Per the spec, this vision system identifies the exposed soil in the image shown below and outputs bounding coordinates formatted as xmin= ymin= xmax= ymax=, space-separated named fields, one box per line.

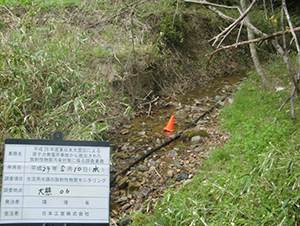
xmin=109 ymin=11 xmax=249 ymax=109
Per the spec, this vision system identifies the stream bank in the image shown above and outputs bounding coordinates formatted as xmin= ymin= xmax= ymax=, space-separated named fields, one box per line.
xmin=109 ymin=73 xmax=247 ymax=225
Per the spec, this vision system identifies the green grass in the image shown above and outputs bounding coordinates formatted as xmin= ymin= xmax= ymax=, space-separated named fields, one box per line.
xmin=131 ymin=60 xmax=300 ymax=225
xmin=0 ymin=0 xmax=130 ymax=145
xmin=0 ymin=7 xmax=108 ymax=142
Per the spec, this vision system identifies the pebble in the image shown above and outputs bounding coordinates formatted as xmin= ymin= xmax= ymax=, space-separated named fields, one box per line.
xmin=128 ymin=181 xmax=141 ymax=190
xmin=215 ymin=95 xmax=224 ymax=101
xmin=197 ymin=120 xmax=208 ymax=124
xmin=141 ymin=187 xmax=150 ymax=196
xmin=100 ymin=43 xmax=112 ymax=50
xmin=120 ymin=129 xmax=130 ymax=135
xmin=171 ymin=160 xmax=181 ymax=168
xmin=183 ymin=179 xmax=193 ymax=186
xmin=191 ymin=135 xmax=201 ymax=144
xmin=121 ymin=203 xmax=132 ymax=211
xmin=156 ymin=138 xmax=161 ymax=144
xmin=119 ymin=216 xmax=132 ymax=226
xmin=137 ymin=164 xmax=148 ymax=172
xmin=195 ymin=147 xmax=205 ymax=152
xmin=117 ymin=176 xmax=129 ymax=189
xmin=175 ymin=109 xmax=188 ymax=120
xmin=177 ymin=171 xmax=189 ymax=181
xmin=121 ymin=143 xmax=129 ymax=151
xmin=195 ymin=100 xmax=201 ymax=106
xmin=167 ymin=149 xmax=178 ymax=158
xmin=167 ymin=169 xmax=173 ymax=178
xmin=116 ymin=196 xmax=128 ymax=203
xmin=122 ymin=124 xmax=131 ymax=129
xmin=148 ymin=159 xmax=158 ymax=167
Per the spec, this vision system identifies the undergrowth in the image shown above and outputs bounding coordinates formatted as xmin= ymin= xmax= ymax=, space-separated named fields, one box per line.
xmin=131 ymin=58 xmax=300 ymax=225
xmin=0 ymin=0 xmax=181 ymax=145
xmin=0 ymin=0 xmax=117 ymax=145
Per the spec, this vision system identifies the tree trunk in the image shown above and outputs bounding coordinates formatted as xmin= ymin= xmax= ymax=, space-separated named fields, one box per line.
xmin=241 ymin=0 xmax=271 ymax=89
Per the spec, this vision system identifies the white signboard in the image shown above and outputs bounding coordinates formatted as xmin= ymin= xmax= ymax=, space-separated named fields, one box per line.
xmin=0 ymin=132 xmax=110 ymax=225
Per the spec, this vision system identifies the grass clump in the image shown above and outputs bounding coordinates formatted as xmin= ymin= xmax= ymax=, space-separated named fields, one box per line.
xmin=131 ymin=59 xmax=300 ymax=225
xmin=0 ymin=1 xmax=124 ymax=145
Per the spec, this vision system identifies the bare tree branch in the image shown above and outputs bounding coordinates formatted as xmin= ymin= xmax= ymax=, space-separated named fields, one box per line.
xmin=206 ymin=26 xmax=300 ymax=56
xmin=207 ymin=0 xmax=258 ymax=47
xmin=205 ymin=4 xmax=289 ymax=65
xmin=207 ymin=5 xmax=264 ymax=37
xmin=184 ymin=0 xmax=241 ymax=12
xmin=283 ymin=6 xmax=300 ymax=53
xmin=278 ymin=87 xmax=294 ymax=111
xmin=236 ymin=22 xmax=243 ymax=46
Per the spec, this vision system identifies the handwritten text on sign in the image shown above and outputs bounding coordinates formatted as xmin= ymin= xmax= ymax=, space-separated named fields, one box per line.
xmin=0 ymin=144 xmax=110 ymax=224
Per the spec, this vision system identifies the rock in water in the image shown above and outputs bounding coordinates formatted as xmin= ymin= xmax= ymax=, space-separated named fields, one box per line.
xmin=177 ymin=171 xmax=189 ymax=181
xmin=120 ymin=216 xmax=132 ymax=226
xmin=117 ymin=176 xmax=129 ymax=189
xmin=167 ymin=149 xmax=178 ymax=158
xmin=191 ymin=135 xmax=201 ymax=144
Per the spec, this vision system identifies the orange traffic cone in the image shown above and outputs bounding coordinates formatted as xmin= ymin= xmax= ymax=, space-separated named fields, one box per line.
xmin=163 ymin=115 xmax=175 ymax=132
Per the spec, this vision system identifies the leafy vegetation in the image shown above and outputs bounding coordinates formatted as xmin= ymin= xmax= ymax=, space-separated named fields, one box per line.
xmin=0 ymin=0 xmax=176 ymax=144
xmin=0 ymin=0 xmax=119 ymax=145
xmin=131 ymin=56 xmax=300 ymax=225
xmin=161 ymin=14 xmax=184 ymax=45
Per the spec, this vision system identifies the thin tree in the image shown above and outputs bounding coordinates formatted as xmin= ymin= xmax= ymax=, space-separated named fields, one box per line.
xmin=241 ymin=0 xmax=270 ymax=89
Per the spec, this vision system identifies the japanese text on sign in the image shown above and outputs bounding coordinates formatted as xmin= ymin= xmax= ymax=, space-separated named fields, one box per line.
xmin=0 ymin=142 xmax=110 ymax=224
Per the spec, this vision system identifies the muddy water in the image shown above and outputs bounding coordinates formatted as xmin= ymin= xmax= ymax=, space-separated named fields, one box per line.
xmin=109 ymin=73 xmax=246 ymax=222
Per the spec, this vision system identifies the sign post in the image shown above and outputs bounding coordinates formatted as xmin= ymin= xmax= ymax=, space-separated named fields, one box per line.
xmin=0 ymin=132 xmax=110 ymax=226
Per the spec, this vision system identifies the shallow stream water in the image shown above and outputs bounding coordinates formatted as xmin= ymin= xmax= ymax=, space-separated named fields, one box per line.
xmin=109 ymin=73 xmax=246 ymax=223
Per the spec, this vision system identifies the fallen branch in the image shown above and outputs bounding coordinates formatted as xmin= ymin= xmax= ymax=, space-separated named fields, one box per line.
xmin=206 ymin=26 xmax=300 ymax=56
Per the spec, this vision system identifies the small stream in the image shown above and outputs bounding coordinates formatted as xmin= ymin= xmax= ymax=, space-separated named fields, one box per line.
xmin=109 ymin=73 xmax=246 ymax=224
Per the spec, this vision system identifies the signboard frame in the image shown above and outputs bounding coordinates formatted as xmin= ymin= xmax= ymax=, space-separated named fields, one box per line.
xmin=0 ymin=132 xmax=110 ymax=226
